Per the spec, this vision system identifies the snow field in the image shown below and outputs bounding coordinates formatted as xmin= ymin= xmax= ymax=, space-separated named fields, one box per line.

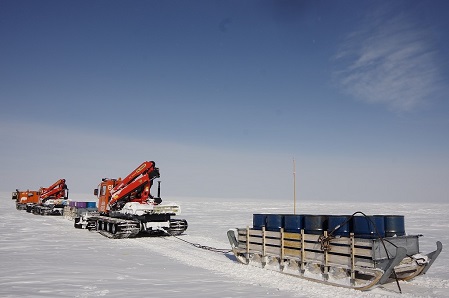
xmin=1 ymin=194 xmax=448 ymax=297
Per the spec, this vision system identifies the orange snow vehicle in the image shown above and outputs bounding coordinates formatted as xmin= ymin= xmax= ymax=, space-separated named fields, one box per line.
xmin=29 ymin=179 xmax=69 ymax=215
xmin=74 ymin=161 xmax=188 ymax=238
xmin=12 ymin=189 xmax=40 ymax=210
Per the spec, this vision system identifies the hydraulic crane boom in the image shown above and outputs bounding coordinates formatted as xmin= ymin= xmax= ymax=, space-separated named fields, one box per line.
xmin=39 ymin=179 xmax=68 ymax=202
xmin=31 ymin=179 xmax=68 ymax=215
xmin=109 ymin=161 xmax=160 ymax=209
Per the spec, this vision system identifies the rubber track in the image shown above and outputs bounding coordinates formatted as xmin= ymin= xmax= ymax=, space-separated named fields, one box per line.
xmin=168 ymin=219 xmax=188 ymax=236
xmin=95 ymin=217 xmax=140 ymax=239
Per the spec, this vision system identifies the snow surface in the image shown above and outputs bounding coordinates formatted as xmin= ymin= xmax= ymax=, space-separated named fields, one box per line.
xmin=1 ymin=193 xmax=448 ymax=297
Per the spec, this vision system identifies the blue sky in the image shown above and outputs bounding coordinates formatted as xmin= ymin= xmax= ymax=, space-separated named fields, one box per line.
xmin=1 ymin=0 xmax=448 ymax=203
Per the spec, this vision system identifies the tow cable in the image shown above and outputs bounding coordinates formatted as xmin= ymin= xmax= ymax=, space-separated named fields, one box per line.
xmin=161 ymin=229 xmax=231 ymax=254
xmin=172 ymin=234 xmax=232 ymax=254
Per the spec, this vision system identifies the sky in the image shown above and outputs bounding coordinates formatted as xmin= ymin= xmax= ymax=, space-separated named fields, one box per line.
xmin=1 ymin=0 xmax=448 ymax=203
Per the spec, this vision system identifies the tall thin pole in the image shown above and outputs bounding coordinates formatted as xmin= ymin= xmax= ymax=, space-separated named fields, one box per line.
xmin=293 ymin=157 xmax=296 ymax=214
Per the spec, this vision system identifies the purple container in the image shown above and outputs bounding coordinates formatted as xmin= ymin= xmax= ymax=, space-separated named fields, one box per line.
xmin=76 ymin=201 xmax=87 ymax=208
xmin=69 ymin=201 xmax=76 ymax=207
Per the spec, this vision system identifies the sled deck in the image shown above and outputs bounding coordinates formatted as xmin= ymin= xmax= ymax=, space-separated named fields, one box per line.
xmin=227 ymin=227 xmax=442 ymax=291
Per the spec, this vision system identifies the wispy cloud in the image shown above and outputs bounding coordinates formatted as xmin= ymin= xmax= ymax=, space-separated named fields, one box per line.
xmin=333 ymin=7 xmax=442 ymax=112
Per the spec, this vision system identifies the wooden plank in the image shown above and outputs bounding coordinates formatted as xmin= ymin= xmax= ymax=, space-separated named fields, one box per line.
xmin=239 ymin=228 xmax=373 ymax=247
xmin=264 ymin=238 xmax=281 ymax=246
xmin=242 ymin=236 xmax=285 ymax=248
xmin=284 ymin=239 xmax=301 ymax=248
xmin=303 ymin=234 xmax=320 ymax=242
xmin=246 ymin=235 xmax=263 ymax=243
xmin=327 ymin=245 xmax=373 ymax=258
xmin=302 ymin=250 xmax=371 ymax=267
xmin=304 ymin=250 xmax=324 ymax=263
xmin=240 ymin=240 xmax=373 ymax=259
xmin=353 ymin=239 xmax=373 ymax=248
xmin=328 ymin=245 xmax=351 ymax=255
xmin=233 ymin=247 xmax=375 ymax=269
xmin=247 ymin=243 xmax=262 ymax=252
xmin=262 ymin=227 xmax=266 ymax=258
xmin=323 ymin=231 xmax=329 ymax=276
xmin=301 ymin=229 xmax=305 ymax=271
xmin=353 ymin=247 xmax=373 ymax=258
xmin=329 ymin=237 xmax=351 ymax=245
xmin=238 ymin=234 xmax=251 ymax=242
xmin=329 ymin=254 xmax=351 ymax=267
xmin=238 ymin=233 xmax=259 ymax=242
xmin=237 ymin=229 xmax=375 ymax=259
xmin=327 ymin=254 xmax=375 ymax=268
xmin=265 ymin=230 xmax=280 ymax=238
xmin=266 ymin=245 xmax=281 ymax=255
xmin=284 ymin=232 xmax=301 ymax=240
xmin=246 ymin=227 xmax=250 ymax=257
xmin=316 ymin=236 xmax=372 ymax=247
xmin=351 ymin=233 xmax=355 ymax=280
xmin=284 ymin=248 xmax=301 ymax=258
xmin=246 ymin=246 xmax=375 ymax=268
xmin=280 ymin=228 xmax=284 ymax=260
xmin=238 ymin=229 xmax=262 ymax=237
xmin=249 ymin=247 xmax=262 ymax=254
xmin=303 ymin=242 xmax=322 ymax=251
xmin=249 ymin=229 xmax=263 ymax=236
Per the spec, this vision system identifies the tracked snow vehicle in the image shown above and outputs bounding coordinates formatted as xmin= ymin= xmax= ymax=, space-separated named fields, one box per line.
xmin=30 ymin=179 xmax=68 ymax=215
xmin=12 ymin=189 xmax=40 ymax=210
xmin=227 ymin=212 xmax=442 ymax=291
xmin=74 ymin=161 xmax=188 ymax=238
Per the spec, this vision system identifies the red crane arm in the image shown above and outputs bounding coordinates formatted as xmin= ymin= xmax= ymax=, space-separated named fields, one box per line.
xmin=111 ymin=161 xmax=156 ymax=193
xmin=40 ymin=179 xmax=67 ymax=201
xmin=108 ymin=161 xmax=160 ymax=208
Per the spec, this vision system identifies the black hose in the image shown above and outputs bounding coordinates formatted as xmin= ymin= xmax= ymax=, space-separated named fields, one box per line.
xmin=324 ymin=211 xmax=402 ymax=294
xmin=358 ymin=211 xmax=401 ymax=293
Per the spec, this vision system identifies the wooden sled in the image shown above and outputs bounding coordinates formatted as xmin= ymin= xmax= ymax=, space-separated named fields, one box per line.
xmin=227 ymin=227 xmax=442 ymax=291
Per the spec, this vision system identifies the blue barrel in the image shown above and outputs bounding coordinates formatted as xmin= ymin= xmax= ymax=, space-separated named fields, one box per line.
xmin=352 ymin=215 xmax=385 ymax=238
xmin=86 ymin=202 xmax=97 ymax=209
xmin=284 ymin=214 xmax=304 ymax=233
xmin=253 ymin=214 xmax=268 ymax=230
xmin=304 ymin=215 xmax=327 ymax=235
xmin=266 ymin=214 xmax=284 ymax=231
xmin=384 ymin=215 xmax=405 ymax=237
xmin=328 ymin=215 xmax=351 ymax=236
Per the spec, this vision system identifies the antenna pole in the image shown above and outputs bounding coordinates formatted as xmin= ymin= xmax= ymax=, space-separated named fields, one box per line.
xmin=293 ymin=157 xmax=296 ymax=214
